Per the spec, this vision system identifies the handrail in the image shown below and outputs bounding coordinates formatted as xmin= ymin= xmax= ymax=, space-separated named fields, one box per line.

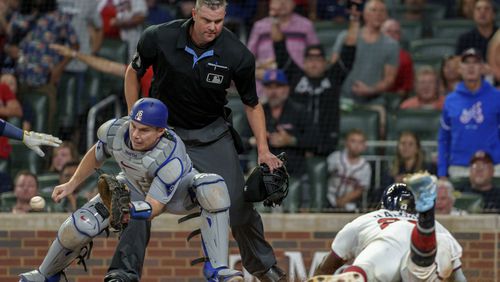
xmin=87 ymin=95 xmax=122 ymax=149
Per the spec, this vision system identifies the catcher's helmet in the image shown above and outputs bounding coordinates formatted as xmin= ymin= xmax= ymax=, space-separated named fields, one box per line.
xmin=380 ymin=183 xmax=416 ymax=213
xmin=130 ymin=98 xmax=168 ymax=128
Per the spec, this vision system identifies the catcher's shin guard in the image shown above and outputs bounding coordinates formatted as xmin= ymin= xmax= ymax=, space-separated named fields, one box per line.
xmin=184 ymin=173 xmax=243 ymax=281
xmin=20 ymin=196 xmax=109 ymax=280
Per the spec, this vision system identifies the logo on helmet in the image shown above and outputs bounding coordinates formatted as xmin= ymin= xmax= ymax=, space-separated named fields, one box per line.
xmin=135 ymin=110 xmax=143 ymax=121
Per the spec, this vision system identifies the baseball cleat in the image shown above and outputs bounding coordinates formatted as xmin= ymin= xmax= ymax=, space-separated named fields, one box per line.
xmin=306 ymin=272 xmax=366 ymax=282
xmin=404 ymin=172 xmax=437 ymax=212
xmin=203 ymin=262 xmax=243 ymax=282
xmin=19 ymin=270 xmax=61 ymax=282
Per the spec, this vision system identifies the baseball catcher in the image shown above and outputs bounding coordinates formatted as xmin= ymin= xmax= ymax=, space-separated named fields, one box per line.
xmin=244 ymin=152 xmax=289 ymax=207
xmin=20 ymin=98 xmax=243 ymax=282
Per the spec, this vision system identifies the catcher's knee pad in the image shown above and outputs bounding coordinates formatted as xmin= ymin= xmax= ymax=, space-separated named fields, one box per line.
xmin=193 ymin=173 xmax=230 ymax=212
xmin=59 ymin=196 xmax=110 ymax=248
xmin=36 ymin=196 xmax=109 ymax=278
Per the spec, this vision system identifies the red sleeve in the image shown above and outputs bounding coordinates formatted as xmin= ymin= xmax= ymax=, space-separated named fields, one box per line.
xmin=140 ymin=67 xmax=153 ymax=97
xmin=399 ymin=51 xmax=414 ymax=92
xmin=0 ymin=83 xmax=15 ymax=102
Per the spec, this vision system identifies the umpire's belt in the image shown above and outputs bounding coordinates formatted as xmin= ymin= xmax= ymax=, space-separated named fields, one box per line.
xmin=172 ymin=117 xmax=229 ymax=146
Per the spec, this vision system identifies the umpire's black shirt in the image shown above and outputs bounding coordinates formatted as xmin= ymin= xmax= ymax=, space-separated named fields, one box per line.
xmin=133 ymin=18 xmax=259 ymax=129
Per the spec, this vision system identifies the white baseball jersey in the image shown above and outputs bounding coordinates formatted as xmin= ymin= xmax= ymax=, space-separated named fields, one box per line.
xmin=95 ymin=117 xmax=194 ymax=206
xmin=326 ymin=150 xmax=371 ymax=209
xmin=332 ymin=209 xmax=462 ymax=282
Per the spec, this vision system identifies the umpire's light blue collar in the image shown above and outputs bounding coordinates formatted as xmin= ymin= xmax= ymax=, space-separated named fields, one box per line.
xmin=176 ymin=18 xmax=225 ymax=68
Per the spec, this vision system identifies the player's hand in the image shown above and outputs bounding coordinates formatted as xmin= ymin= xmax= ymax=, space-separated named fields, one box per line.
xmin=268 ymin=128 xmax=293 ymax=148
xmin=352 ymin=81 xmax=374 ymax=97
xmin=52 ymin=182 xmax=76 ymax=203
xmin=258 ymin=151 xmax=283 ymax=172
xmin=49 ymin=44 xmax=74 ymax=57
xmin=23 ymin=131 xmax=62 ymax=157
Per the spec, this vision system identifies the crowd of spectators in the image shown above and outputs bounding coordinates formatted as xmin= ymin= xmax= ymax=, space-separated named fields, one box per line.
xmin=0 ymin=0 xmax=500 ymax=214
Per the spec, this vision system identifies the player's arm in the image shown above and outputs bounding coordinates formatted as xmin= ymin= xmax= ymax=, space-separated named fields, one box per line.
xmin=0 ymin=118 xmax=62 ymax=157
xmin=449 ymin=267 xmax=467 ymax=282
xmin=335 ymin=186 xmax=363 ymax=208
xmin=315 ymin=221 xmax=359 ymax=275
xmin=0 ymin=98 xmax=22 ymax=117
xmin=49 ymin=44 xmax=126 ymax=77
xmin=126 ymin=26 xmax=158 ymax=111
xmin=52 ymin=143 xmax=105 ymax=202
xmin=125 ymin=64 xmax=141 ymax=112
xmin=314 ymin=250 xmax=346 ymax=275
xmin=245 ymin=104 xmax=282 ymax=170
xmin=129 ymin=194 xmax=165 ymax=221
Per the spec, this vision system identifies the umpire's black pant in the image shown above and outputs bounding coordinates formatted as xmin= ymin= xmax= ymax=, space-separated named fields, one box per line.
xmin=107 ymin=118 xmax=276 ymax=278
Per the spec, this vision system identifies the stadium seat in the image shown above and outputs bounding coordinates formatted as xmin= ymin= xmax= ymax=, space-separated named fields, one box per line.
xmin=314 ymin=22 xmax=348 ymax=58
xmin=0 ymin=191 xmax=16 ymax=212
xmin=400 ymin=20 xmax=423 ymax=45
xmin=409 ymin=38 xmax=456 ymax=61
xmin=282 ymin=177 xmax=301 ymax=213
xmin=86 ymin=39 xmax=127 ymax=102
xmin=0 ymin=158 xmax=9 ymax=173
xmin=37 ymin=173 xmax=59 ymax=190
xmin=383 ymin=92 xmax=403 ymax=113
xmin=389 ymin=4 xmax=446 ymax=21
xmin=339 ymin=108 xmax=380 ymax=154
xmin=386 ymin=109 xmax=441 ymax=141
xmin=412 ymin=55 xmax=442 ymax=70
xmin=9 ymin=140 xmax=44 ymax=178
xmin=431 ymin=19 xmax=474 ymax=39
xmin=454 ymin=192 xmax=483 ymax=213
xmin=306 ymin=157 xmax=328 ymax=212
xmin=98 ymin=39 xmax=128 ymax=65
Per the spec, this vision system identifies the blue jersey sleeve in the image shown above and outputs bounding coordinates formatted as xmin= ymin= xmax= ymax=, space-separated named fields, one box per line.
xmin=0 ymin=119 xmax=23 ymax=140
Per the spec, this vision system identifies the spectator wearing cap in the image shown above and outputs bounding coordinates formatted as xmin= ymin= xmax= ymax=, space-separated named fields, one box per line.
xmin=456 ymin=0 xmax=497 ymax=59
xmin=270 ymin=7 xmax=359 ymax=156
xmin=244 ymin=69 xmax=314 ymax=179
xmin=461 ymin=151 xmax=500 ymax=212
xmin=438 ymin=48 xmax=500 ymax=178
xmin=435 ymin=179 xmax=468 ymax=215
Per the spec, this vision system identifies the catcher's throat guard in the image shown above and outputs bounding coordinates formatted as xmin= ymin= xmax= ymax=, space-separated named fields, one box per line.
xmin=244 ymin=152 xmax=290 ymax=207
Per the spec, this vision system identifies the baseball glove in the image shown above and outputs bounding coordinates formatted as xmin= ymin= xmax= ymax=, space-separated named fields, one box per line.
xmin=97 ymin=174 xmax=131 ymax=232
xmin=244 ymin=152 xmax=290 ymax=207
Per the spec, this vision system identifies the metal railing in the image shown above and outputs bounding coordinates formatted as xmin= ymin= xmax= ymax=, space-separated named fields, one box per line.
xmin=87 ymin=95 xmax=122 ymax=149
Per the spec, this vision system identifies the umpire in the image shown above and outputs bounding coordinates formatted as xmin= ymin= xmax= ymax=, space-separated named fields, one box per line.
xmin=115 ymin=0 xmax=286 ymax=281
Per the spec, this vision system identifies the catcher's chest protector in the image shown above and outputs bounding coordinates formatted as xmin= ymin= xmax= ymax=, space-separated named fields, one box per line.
xmin=105 ymin=118 xmax=189 ymax=194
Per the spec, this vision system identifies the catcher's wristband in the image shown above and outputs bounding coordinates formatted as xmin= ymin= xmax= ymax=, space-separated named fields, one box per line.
xmin=130 ymin=201 xmax=152 ymax=220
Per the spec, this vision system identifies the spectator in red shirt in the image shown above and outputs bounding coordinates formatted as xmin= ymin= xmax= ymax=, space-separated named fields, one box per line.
xmin=0 ymin=78 xmax=22 ymax=159
xmin=382 ymin=18 xmax=414 ymax=97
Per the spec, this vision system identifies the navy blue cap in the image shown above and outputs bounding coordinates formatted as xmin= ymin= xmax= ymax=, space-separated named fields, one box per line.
xmin=262 ymin=69 xmax=288 ymax=86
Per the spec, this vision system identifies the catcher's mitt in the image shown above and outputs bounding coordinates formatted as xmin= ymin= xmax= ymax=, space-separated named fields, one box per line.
xmin=97 ymin=173 xmax=131 ymax=232
xmin=244 ymin=152 xmax=290 ymax=207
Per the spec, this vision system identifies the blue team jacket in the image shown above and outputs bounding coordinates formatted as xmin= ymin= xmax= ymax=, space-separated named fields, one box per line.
xmin=438 ymin=80 xmax=500 ymax=176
